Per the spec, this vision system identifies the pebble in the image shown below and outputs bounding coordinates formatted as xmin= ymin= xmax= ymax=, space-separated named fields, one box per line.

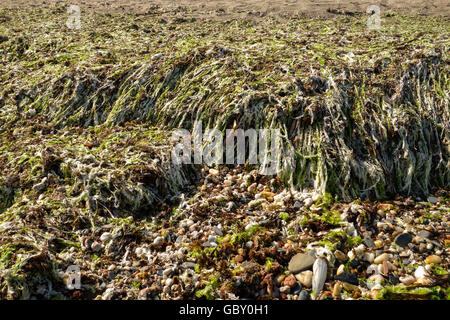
xmin=298 ymin=290 xmax=310 ymax=300
xmin=153 ymin=236 xmax=164 ymax=245
xmin=414 ymin=266 xmax=428 ymax=279
xmin=208 ymin=235 xmax=217 ymax=243
xmin=334 ymin=272 xmax=358 ymax=285
xmin=213 ymin=226 xmax=223 ymax=236
xmin=336 ymin=264 xmax=345 ymax=276
xmin=283 ymin=276 xmax=297 ymax=288
xmin=388 ymin=274 xmax=400 ymax=285
xmin=294 ymin=201 xmax=302 ymax=209
xmin=374 ymin=253 xmax=390 ymax=264
xmin=304 ymin=198 xmax=313 ymax=208
xmin=288 ymin=253 xmax=316 ymax=273
xmin=394 ymin=233 xmax=413 ymax=247
xmin=399 ymin=275 xmax=415 ymax=285
xmin=417 ymin=230 xmax=432 ymax=239
xmin=363 ymin=252 xmax=375 ymax=264
xmin=332 ymin=282 xmax=342 ymax=299
xmin=334 ymin=250 xmax=347 ymax=262
xmin=100 ymin=232 xmax=112 ymax=242
xmin=425 ymin=255 xmax=442 ymax=264
xmin=295 ymin=270 xmax=312 ymax=288
xmin=363 ymin=237 xmax=375 ymax=248
xmin=427 ymin=196 xmax=438 ymax=204
xmin=91 ymin=241 xmax=103 ymax=252
xmin=312 ymin=258 xmax=327 ymax=294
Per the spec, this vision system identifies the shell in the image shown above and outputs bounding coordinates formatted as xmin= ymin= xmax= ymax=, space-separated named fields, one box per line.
xmin=312 ymin=258 xmax=327 ymax=295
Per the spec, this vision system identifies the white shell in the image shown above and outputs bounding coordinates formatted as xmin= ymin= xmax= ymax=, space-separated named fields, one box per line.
xmin=312 ymin=258 xmax=327 ymax=294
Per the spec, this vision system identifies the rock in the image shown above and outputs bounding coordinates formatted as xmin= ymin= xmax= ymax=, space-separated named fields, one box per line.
xmin=363 ymin=252 xmax=375 ymax=264
xmin=283 ymin=275 xmax=297 ymax=288
xmin=399 ymin=275 xmax=415 ymax=285
xmin=369 ymin=274 xmax=384 ymax=286
xmin=374 ymin=253 xmax=390 ymax=264
xmin=288 ymin=253 xmax=316 ymax=273
xmin=342 ymin=282 xmax=360 ymax=292
xmin=334 ymin=272 xmax=358 ymax=285
xmin=153 ymin=236 xmax=164 ymax=245
xmin=208 ymin=235 xmax=217 ymax=243
xmin=394 ymin=233 xmax=413 ymax=247
xmin=295 ymin=270 xmax=313 ymax=288
xmin=294 ymin=201 xmax=302 ymax=209
xmin=374 ymin=240 xmax=383 ymax=248
xmin=298 ymin=290 xmax=310 ymax=300
xmin=312 ymin=258 xmax=327 ymax=294
xmin=427 ymin=196 xmax=438 ymax=204
xmin=363 ymin=237 xmax=375 ymax=248
xmin=304 ymin=198 xmax=313 ymax=208
xmin=366 ymin=264 xmax=379 ymax=276
xmin=414 ymin=266 xmax=428 ymax=279
xmin=213 ymin=226 xmax=223 ymax=236
xmin=225 ymin=202 xmax=235 ymax=211
xmin=292 ymin=282 xmax=303 ymax=295
xmin=336 ymin=264 xmax=345 ymax=276
xmin=417 ymin=230 xmax=432 ymax=239
xmin=100 ymin=232 xmax=112 ymax=242
xmin=91 ymin=241 xmax=103 ymax=252
xmin=388 ymin=274 xmax=400 ymax=285
xmin=182 ymin=262 xmax=196 ymax=269
xmin=334 ymin=250 xmax=347 ymax=262
xmin=332 ymin=282 xmax=342 ymax=299
xmin=425 ymin=255 xmax=442 ymax=264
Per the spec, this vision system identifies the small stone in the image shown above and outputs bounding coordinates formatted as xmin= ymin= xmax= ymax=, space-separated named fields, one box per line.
xmin=235 ymin=255 xmax=244 ymax=263
xmin=336 ymin=264 xmax=345 ymax=276
xmin=414 ymin=266 xmax=428 ymax=279
xmin=374 ymin=253 xmax=390 ymax=264
xmin=417 ymin=230 xmax=432 ymax=239
xmin=304 ymin=198 xmax=313 ymax=208
xmin=332 ymin=282 xmax=342 ymax=299
xmin=334 ymin=250 xmax=347 ymax=262
xmin=363 ymin=252 xmax=375 ymax=264
xmin=298 ymin=290 xmax=310 ymax=300
xmin=363 ymin=237 xmax=375 ymax=248
xmin=153 ymin=236 xmax=164 ymax=245
xmin=374 ymin=240 xmax=383 ymax=248
xmin=399 ymin=276 xmax=415 ymax=285
xmin=425 ymin=255 xmax=442 ymax=264
xmin=294 ymin=201 xmax=302 ymax=209
xmin=334 ymin=272 xmax=358 ymax=285
xmin=388 ymin=274 xmax=400 ymax=285
xmin=394 ymin=233 xmax=413 ymax=247
xmin=427 ymin=196 xmax=438 ymax=204
xmin=208 ymin=235 xmax=217 ymax=243
xmin=225 ymin=202 xmax=235 ymax=211
xmin=100 ymin=232 xmax=112 ymax=242
xmin=283 ymin=275 xmax=297 ymax=288
xmin=312 ymin=258 xmax=327 ymax=294
xmin=342 ymin=282 xmax=360 ymax=292
xmin=288 ymin=253 xmax=316 ymax=273
xmin=295 ymin=270 xmax=313 ymax=288
xmin=91 ymin=241 xmax=103 ymax=252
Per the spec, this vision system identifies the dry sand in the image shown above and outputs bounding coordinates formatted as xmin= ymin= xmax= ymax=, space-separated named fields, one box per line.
xmin=1 ymin=0 xmax=449 ymax=19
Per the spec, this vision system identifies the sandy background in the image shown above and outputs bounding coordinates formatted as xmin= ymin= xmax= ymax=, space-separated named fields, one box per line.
xmin=1 ymin=0 xmax=449 ymax=19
